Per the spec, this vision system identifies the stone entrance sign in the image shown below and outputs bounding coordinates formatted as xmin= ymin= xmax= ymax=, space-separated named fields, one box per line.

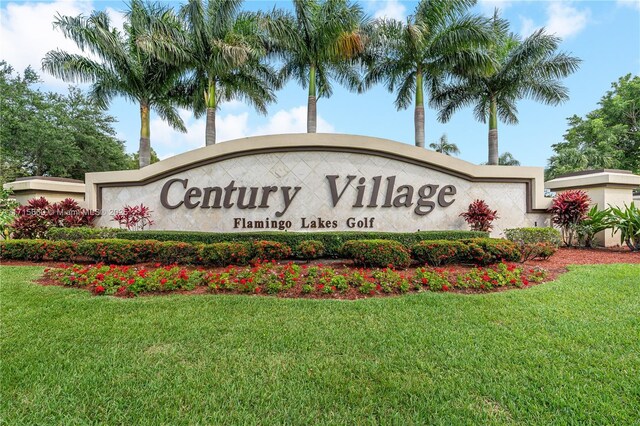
xmin=86 ymin=134 xmax=551 ymax=235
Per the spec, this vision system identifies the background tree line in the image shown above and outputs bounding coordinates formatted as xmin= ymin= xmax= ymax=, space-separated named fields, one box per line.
xmin=0 ymin=61 xmax=159 ymax=183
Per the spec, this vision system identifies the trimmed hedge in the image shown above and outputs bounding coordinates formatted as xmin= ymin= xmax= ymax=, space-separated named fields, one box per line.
xmin=48 ymin=227 xmax=121 ymax=241
xmin=198 ymin=242 xmax=252 ymax=266
xmin=341 ymin=240 xmax=411 ymax=268
xmin=114 ymin=230 xmax=488 ymax=257
xmin=504 ymin=227 xmax=562 ymax=247
xmin=412 ymin=238 xmax=521 ymax=266
xmin=0 ymin=239 xmax=288 ymax=266
xmin=411 ymin=240 xmax=467 ymax=266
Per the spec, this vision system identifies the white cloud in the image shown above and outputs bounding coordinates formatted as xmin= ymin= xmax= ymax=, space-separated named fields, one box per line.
xmin=145 ymin=106 xmax=334 ymax=159
xmin=617 ymin=0 xmax=640 ymax=11
xmin=519 ymin=16 xmax=539 ymax=37
xmin=0 ymin=0 xmax=96 ymax=89
xmin=252 ymin=106 xmax=335 ymax=136
xmin=372 ymin=0 xmax=407 ymax=21
xmin=545 ymin=2 xmax=590 ymax=39
xmin=516 ymin=1 xmax=590 ymax=39
xmin=478 ymin=0 xmax=512 ymax=15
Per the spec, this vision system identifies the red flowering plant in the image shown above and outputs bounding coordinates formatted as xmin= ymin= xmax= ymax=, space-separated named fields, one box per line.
xmin=11 ymin=197 xmax=96 ymax=239
xmin=112 ymin=204 xmax=154 ymax=231
xmin=413 ymin=268 xmax=453 ymax=291
xmin=460 ymin=200 xmax=499 ymax=232
xmin=43 ymin=260 xmax=548 ymax=298
xmin=371 ymin=268 xmax=410 ymax=293
xmin=549 ymin=190 xmax=591 ymax=246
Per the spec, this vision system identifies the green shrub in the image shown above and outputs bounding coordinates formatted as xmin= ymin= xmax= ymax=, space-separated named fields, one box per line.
xmin=460 ymin=238 xmax=521 ymax=265
xmin=341 ymin=240 xmax=411 ymax=269
xmin=607 ymin=202 xmax=640 ymax=251
xmin=155 ymin=241 xmax=199 ymax=265
xmin=411 ymin=240 xmax=467 ymax=266
xmin=296 ymin=240 xmax=325 ymax=261
xmin=0 ymin=240 xmax=47 ymax=261
xmin=48 ymin=227 xmax=121 ymax=241
xmin=504 ymin=227 xmax=562 ymax=261
xmin=504 ymin=227 xmax=562 ymax=247
xmin=78 ymin=239 xmax=158 ymax=264
xmin=198 ymin=242 xmax=252 ymax=266
xmin=115 ymin=230 xmax=487 ymax=257
xmin=251 ymin=240 xmax=292 ymax=262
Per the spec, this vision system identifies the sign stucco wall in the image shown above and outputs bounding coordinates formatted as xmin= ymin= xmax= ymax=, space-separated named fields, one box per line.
xmin=87 ymin=134 xmax=551 ymax=236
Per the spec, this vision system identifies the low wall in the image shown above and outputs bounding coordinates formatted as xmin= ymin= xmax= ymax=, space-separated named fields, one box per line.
xmin=3 ymin=177 xmax=85 ymax=205
xmin=545 ymin=169 xmax=640 ymax=246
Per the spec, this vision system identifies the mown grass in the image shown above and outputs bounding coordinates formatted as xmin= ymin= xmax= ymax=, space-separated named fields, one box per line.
xmin=1 ymin=264 xmax=639 ymax=425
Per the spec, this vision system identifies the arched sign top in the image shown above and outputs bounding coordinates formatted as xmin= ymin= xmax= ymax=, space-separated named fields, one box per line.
xmin=86 ymin=134 xmax=550 ymax=233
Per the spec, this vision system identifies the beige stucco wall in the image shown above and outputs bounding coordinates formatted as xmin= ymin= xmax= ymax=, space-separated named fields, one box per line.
xmin=546 ymin=170 xmax=640 ymax=246
xmin=3 ymin=179 xmax=86 ymax=205
xmin=87 ymin=134 xmax=551 ymax=236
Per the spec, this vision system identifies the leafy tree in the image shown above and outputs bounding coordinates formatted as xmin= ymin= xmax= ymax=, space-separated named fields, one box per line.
xmin=267 ymin=0 xmax=367 ymax=133
xmin=42 ymin=1 xmax=187 ymax=168
xmin=365 ymin=0 xmax=491 ymax=147
xmin=127 ymin=149 xmax=160 ymax=169
xmin=433 ymin=11 xmax=580 ymax=164
xmin=429 ymin=134 xmax=460 ymax=156
xmin=547 ymin=74 xmax=640 ymax=179
xmin=0 ymin=62 xmax=130 ymax=183
xmin=498 ymin=152 xmax=520 ymax=166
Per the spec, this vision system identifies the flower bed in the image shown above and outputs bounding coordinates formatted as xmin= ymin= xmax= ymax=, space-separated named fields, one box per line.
xmin=42 ymin=261 xmax=546 ymax=298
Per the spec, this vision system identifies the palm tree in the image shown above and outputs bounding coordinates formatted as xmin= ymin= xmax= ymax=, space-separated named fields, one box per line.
xmin=498 ymin=151 xmax=520 ymax=165
xmin=140 ymin=0 xmax=279 ymax=146
xmin=266 ymin=0 xmax=368 ymax=133
xmin=433 ymin=11 xmax=581 ymax=164
xmin=42 ymin=1 xmax=187 ymax=168
xmin=429 ymin=133 xmax=460 ymax=156
xmin=364 ymin=0 xmax=491 ymax=148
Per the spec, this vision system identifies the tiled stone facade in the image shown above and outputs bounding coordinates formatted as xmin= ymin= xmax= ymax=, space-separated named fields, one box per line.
xmin=94 ymin=142 xmax=550 ymax=237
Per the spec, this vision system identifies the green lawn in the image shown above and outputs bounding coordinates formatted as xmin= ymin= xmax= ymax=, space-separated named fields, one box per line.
xmin=1 ymin=265 xmax=639 ymax=425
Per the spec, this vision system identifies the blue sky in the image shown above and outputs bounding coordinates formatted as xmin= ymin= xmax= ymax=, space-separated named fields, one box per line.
xmin=1 ymin=0 xmax=639 ymax=168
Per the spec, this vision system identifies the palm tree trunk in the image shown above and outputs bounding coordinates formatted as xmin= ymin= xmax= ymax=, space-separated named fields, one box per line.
xmin=414 ymin=68 xmax=425 ymax=148
xmin=307 ymin=65 xmax=317 ymax=133
xmin=139 ymin=101 xmax=151 ymax=168
xmin=205 ymin=79 xmax=216 ymax=145
xmin=488 ymin=97 xmax=498 ymax=165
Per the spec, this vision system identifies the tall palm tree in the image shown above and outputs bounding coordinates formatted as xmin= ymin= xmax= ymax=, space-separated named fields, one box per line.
xmin=433 ymin=11 xmax=581 ymax=164
xmin=364 ymin=0 xmax=491 ymax=147
xmin=266 ymin=0 xmax=368 ymax=133
xmin=429 ymin=133 xmax=460 ymax=156
xmin=140 ymin=0 xmax=279 ymax=146
xmin=42 ymin=1 xmax=187 ymax=168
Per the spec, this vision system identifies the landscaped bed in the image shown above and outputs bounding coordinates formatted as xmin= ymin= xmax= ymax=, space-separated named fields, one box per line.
xmin=5 ymin=245 xmax=638 ymax=299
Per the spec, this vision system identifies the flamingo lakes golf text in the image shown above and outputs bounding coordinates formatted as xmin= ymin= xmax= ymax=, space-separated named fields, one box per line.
xmin=160 ymin=175 xmax=457 ymax=229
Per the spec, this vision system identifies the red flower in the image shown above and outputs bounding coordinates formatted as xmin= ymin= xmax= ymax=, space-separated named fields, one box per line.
xmin=95 ymin=285 xmax=105 ymax=295
xmin=421 ymin=277 xmax=428 ymax=284
xmin=96 ymin=273 xmax=105 ymax=281
xmin=160 ymin=278 xmax=168 ymax=285
xmin=522 ymin=278 xmax=529 ymax=286
xmin=442 ymin=285 xmax=449 ymax=292
xmin=127 ymin=278 xmax=135 ymax=285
